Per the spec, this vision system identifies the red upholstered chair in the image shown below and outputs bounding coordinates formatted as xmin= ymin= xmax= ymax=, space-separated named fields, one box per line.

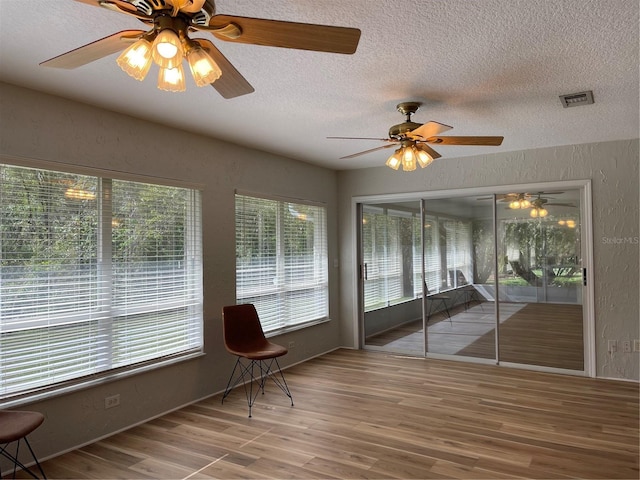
xmin=0 ymin=410 xmax=46 ymax=479
xmin=221 ymin=304 xmax=293 ymax=417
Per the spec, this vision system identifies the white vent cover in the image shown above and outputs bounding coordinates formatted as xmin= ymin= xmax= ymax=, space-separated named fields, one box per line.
xmin=559 ymin=91 xmax=594 ymax=108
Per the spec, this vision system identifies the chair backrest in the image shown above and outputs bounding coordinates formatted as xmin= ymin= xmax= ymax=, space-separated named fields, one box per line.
xmin=222 ymin=304 xmax=269 ymax=354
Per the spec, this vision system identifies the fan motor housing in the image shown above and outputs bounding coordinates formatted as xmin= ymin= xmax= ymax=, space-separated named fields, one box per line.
xmin=389 ymin=122 xmax=422 ymax=139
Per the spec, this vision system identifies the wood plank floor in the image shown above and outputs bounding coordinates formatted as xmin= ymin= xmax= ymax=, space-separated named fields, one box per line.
xmin=367 ymin=302 xmax=584 ymax=370
xmin=15 ymin=349 xmax=639 ymax=479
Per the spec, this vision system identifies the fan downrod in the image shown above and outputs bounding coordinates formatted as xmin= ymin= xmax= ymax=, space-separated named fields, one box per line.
xmin=389 ymin=102 xmax=422 ymax=139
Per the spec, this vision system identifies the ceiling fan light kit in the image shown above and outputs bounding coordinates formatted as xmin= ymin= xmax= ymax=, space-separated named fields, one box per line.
xmin=329 ymin=102 xmax=504 ymax=171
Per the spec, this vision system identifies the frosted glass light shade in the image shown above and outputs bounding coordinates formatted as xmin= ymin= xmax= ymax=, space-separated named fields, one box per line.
xmin=401 ymin=147 xmax=416 ymax=171
xmin=158 ymin=65 xmax=186 ymax=92
xmin=186 ymin=46 xmax=222 ymax=86
xmin=152 ymin=29 xmax=183 ymax=69
xmin=386 ymin=149 xmax=403 ymax=170
xmin=415 ymin=145 xmax=434 ymax=168
xmin=116 ymin=38 xmax=153 ymax=81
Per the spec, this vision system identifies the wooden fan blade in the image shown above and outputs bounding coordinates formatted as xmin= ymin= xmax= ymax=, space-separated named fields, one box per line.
xmin=340 ymin=143 xmax=397 ymax=160
xmin=73 ymin=0 xmax=151 ymax=20
xmin=165 ymin=0 xmax=205 ymax=13
xmin=409 ymin=121 xmax=453 ymax=140
xmin=416 ymin=143 xmax=442 ymax=160
xmin=73 ymin=0 xmax=137 ymax=11
xmin=205 ymin=15 xmax=361 ymax=54
xmin=40 ymin=30 xmax=145 ymax=69
xmin=194 ymin=39 xmax=255 ymax=98
xmin=426 ymin=136 xmax=504 ymax=146
xmin=328 ymin=136 xmax=392 ymax=141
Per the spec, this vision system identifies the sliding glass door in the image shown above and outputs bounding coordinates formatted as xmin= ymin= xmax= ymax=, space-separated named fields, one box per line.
xmin=423 ymin=196 xmax=495 ymax=360
xmin=362 ymin=202 xmax=424 ymax=355
xmin=358 ymin=184 xmax=588 ymax=374
xmin=495 ymin=190 xmax=584 ymax=369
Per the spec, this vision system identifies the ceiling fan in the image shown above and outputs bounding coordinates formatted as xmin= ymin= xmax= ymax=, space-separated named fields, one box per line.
xmin=480 ymin=192 xmax=575 ymax=217
xmin=40 ymin=0 xmax=361 ymax=98
xmin=328 ymin=102 xmax=504 ymax=171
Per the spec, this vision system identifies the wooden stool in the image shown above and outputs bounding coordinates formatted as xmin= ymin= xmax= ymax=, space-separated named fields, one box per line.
xmin=0 ymin=410 xmax=46 ymax=479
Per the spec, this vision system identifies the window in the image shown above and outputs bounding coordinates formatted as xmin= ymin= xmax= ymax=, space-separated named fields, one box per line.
xmin=363 ymin=206 xmax=421 ymax=311
xmin=235 ymin=194 xmax=328 ymax=333
xmin=424 ymin=214 xmax=473 ymax=292
xmin=362 ymin=204 xmax=474 ymax=312
xmin=0 ymin=164 xmax=203 ymax=401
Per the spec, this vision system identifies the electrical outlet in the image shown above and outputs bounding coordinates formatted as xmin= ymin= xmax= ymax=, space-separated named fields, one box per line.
xmin=622 ymin=341 xmax=631 ymax=353
xmin=105 ymin=394 xmax=120 ymax=409
xmin=608 ymin=340 xmax=617 ymax=354
xmin=288 ymin=341 xmax=296 ymax=349
xmin=634 ymin=340 xmax=640 ymax=352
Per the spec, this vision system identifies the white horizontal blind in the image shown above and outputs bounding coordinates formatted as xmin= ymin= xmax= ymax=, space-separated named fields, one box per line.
xmin=444 ymin=219 xmax=473 ymax=288
xmin=0 ymin=164 xmax=203 ymax=399
xmin=235 ymin=194 xmax=328 ymax=332
xmin=363 ymin=207 xmax=421 ymax=311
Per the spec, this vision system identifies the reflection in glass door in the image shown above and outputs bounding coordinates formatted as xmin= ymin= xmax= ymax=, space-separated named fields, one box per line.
xmin=495 ymin=190 xmax=584 ymax=370
xmin=362 ymin=202 xmax=424 ymax=355
xmin=424 ymin=196 xmax=495 ymax=360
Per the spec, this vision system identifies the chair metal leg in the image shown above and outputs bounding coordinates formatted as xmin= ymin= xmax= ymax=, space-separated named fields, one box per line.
xmin=0 ymin=437 xmax=47 ymax=479
xmin=222 ymin=356 xmax=293 ymax=417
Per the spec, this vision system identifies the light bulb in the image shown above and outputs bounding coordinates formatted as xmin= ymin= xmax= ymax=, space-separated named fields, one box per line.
xmin=521 ymin=199 xmax=530 ymax=208
xmin=539 ymin=208 xmax=548 ymax=217
xmin=116 ymin=38 xmax=153 ymax=81
xmin=157 ymin=65 xmax=186 ymax=92
xmin=530 ymin=208 xmax=539 ymax=218
xmin=186 ymin=44 xmax=222 ymax=86
xmin=152 ymin=29 xmax=183 ymax=69
xmin=510 ymin=201 xmax=521 ymax=209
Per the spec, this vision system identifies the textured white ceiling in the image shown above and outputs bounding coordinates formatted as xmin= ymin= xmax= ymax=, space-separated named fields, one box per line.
xmin=0 ymin=0 xmax=638 ymax=170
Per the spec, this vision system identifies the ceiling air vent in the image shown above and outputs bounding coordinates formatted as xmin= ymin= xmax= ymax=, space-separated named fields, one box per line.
xmin=559 ymin=90 xmax=594 ymax=108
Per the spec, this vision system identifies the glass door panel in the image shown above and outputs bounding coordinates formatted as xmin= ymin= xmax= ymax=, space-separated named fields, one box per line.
xmin=495 ymin=190 xmax=584 ymax=370
xmin=362 ymin=201 xmax=424 ymax=355
xmin=424 ymin=196 xmax=495 ymax=359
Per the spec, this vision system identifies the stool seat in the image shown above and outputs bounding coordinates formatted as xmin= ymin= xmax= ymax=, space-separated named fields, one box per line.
xmin=0 ymin=411 xmax=45 ymax=443
xmin=0 ymin=410 xmax=46 ymax=479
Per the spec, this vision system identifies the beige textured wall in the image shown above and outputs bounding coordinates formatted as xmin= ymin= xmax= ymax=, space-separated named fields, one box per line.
xmin=0 ymin=82 xmax=342 ymax=462
xmin=337 ymin=139 xmax=640 ymax=381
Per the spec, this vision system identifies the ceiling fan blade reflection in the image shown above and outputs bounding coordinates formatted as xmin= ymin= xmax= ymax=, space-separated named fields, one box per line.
xmin=409 ymin=121 xmax=453 ymax=140
xmin=40 ymin=30 xmax=146 ymax=69
xmin=194 ymin=39 xmax=255 ymax=98
xmin=426 ymin=135 xmax=504 ymax=146
xmin=206 ymin=15 xmax=361 ymax=54
xmin=340 ymin=143 xmax=397 ymax=159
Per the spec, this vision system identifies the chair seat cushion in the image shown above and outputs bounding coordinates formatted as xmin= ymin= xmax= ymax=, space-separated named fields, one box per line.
xmin=0 ymin=410 xmax=45 ymax=443
xmin=228 ymin=341 xmax=288 ymax=360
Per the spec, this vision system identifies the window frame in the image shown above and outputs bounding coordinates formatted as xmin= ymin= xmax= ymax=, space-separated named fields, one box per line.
xmin=0 ymin=159 xmax=204 ymax=406
xmin=235 ymin=191 xmax=329 ymax=335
